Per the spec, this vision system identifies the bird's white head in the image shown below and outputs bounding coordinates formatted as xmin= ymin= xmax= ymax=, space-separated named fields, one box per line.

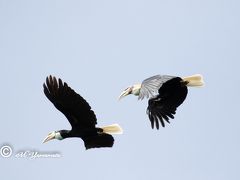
xmin=42 ymin=131 xmax=63 ymax=143
xmin=118 ymin=84 xmax=141 ymax=100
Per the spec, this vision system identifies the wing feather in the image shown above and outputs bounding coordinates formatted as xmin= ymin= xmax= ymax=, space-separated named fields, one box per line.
xmin=146 ymin=77 xmax=188 ymax=129
xmin=43 ymin=75 xmax=97 ymax=129
xmin=139 ymin=75 xmax=175 ymax=100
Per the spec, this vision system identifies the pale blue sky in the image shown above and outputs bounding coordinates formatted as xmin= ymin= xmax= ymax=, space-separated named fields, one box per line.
xmin=0 ymin=0 xmax=240 ymax=179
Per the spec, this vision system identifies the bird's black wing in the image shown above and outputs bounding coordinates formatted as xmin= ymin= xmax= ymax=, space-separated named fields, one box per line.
xmin=82 ymin=134 xmax=114 ymax=150
xmin=43 ymin=75 xmax=97 ymax=129
xmin=146 ymin=77 xmax=188 ymax=129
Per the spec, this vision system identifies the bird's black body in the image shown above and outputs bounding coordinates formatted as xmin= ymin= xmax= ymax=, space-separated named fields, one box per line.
xmin=147 ymin=77 xmax=188 ymax=129
xmin=43 ymin=76 xmax=114 ymax=149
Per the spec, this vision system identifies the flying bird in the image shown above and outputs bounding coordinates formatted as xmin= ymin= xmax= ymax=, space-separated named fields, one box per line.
xmin=43 ymin=75 xmax=122 ymax=150
xmin=119 ymin=74 xmax=204 ymax=129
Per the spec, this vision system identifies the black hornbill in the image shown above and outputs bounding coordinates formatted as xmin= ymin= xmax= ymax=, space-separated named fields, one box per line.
xmin=43 ymin=75 xmax=122 ymax=150
xmin=119 ymin=74 xmax=204 ymax=129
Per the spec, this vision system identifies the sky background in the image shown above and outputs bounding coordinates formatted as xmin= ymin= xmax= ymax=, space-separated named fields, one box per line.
xmin=0 ymin=0 xmax=240 ymax=179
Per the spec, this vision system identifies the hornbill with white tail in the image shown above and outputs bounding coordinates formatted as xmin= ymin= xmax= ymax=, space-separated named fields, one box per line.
xmin=119 ymin=74 xmax=204 ymax=129
xmin=43 ymin=75 xmax=122 ymax=150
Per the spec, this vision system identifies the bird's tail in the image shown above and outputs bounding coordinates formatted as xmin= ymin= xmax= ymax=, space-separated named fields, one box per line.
xmin=101 ymin=124 xmax=123 ymax=134
xmin=182 ymin=74 xmax=204 ymax=87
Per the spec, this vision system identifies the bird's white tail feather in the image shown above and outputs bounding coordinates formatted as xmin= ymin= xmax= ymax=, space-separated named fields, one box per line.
xmin=101 ymin=124 xmax=123 ymax=134
xmin=182 ymin=74 xmax=204 ymax=87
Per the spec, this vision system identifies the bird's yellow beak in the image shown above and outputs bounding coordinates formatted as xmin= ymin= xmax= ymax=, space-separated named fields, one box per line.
xmin=118 ymin=87 xmax=132 ymax=100
xmin=42 ymin=132 xmax=56 ymax=143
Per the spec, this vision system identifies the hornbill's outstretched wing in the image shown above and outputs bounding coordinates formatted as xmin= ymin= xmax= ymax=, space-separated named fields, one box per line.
xmin=43 ymin=75 xmax=97 ymax=130
xmin=138 ymin=75 xmax=175 ymax=100
xmin=146 ymin=77 xmax=188 ymax=129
